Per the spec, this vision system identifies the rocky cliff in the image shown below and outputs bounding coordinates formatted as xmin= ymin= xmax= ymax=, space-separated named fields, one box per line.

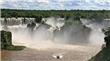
xmin=89 ymin=28 xmax=110 ymax=61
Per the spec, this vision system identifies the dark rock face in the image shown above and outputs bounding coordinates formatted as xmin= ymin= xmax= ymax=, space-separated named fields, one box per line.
xmin=89 ymin=28 xmax=110 ymax=61
xmin=104 ymin=29 xmax=110 ymax=48
xmin=104 ymin=36 xmax=110 ymax=48
xmin=1 ymin=30 xmax=25 ymax=50
xmin=27 ymin=22 xmax=36 ymax=31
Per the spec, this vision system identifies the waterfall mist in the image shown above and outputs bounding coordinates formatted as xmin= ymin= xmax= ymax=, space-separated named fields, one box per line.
xmin=81 ymin=18 xmax=110 ymax=45
xmin=1 ymin=17 xmax=110 ymax=49
xmin=54 ymin=18 xmax=91 ymax=44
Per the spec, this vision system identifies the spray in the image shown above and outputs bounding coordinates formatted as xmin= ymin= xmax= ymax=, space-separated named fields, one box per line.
xmin=1 ymin=17 xmax=110 ymax=49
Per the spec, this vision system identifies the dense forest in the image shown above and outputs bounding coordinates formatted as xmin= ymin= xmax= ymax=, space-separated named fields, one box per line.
xmin=1 ymin=9 xmax=110 ymax=19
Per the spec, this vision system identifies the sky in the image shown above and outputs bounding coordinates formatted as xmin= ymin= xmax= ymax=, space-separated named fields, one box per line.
xmin=0 ymin=0 xmax=110 ymax=10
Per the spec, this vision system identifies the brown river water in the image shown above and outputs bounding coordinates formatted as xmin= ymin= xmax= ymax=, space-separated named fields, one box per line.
xmin=1 ymin=44 xmax=101 ymax=61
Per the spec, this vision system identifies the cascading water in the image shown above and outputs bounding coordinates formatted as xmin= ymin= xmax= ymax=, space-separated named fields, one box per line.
xmin=54 ymin=18 xmax=91 ymax=44
xmin=2 ymin=17 xmax=110 ymax=61
xmin=1 ymin=17 xmax=110 ymax=49
xmin=80 ymin=18 xmax=110 ymax=45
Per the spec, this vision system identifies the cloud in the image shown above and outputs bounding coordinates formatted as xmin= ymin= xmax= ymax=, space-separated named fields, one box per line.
xmin=37 ymin=0 xmax=49 ymax=3
xmin=0 ymin=0 xmax=110 ymax=10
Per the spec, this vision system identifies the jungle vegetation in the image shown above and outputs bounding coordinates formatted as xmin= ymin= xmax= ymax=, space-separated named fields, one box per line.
xmin=1 ymin=9 xmax=110 ymax=20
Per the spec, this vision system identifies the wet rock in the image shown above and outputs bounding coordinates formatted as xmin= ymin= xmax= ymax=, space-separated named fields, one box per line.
xmin=104 ymin=28 xmax=110 ymax=48
xmin=27 ymin=22 xmax=36 ymax=31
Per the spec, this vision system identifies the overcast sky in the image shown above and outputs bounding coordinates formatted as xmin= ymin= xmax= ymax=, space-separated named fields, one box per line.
xmin=0 ymin=0 xmax=110 ymax=10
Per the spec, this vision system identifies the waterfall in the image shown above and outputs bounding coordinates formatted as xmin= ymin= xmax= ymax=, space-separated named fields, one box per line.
xmin=1 ymin=17 xmax=110 ymax=49
xmin=80 ymin=18 xmax=110 ymax=45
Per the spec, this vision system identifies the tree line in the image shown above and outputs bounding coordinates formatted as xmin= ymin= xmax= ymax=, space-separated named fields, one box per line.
xmin=1 ymin=9 xmax=110 ymax=20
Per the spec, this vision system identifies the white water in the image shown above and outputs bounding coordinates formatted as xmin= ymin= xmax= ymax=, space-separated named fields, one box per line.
xmin=1 ymin=17 xmax=109 ymax=49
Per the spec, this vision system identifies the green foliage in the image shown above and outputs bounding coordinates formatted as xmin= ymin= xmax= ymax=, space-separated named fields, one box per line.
xmin=4 ymin=45 xmax=26 ymax=51
xmin=35 ymin=16 xmax=42 ymax=23
xmin=1 ymin=30 xmax=25 ymax=51
xmin=89 ymin=48 xmax=110 ymax=61
xmin=1 ymin=30 xmax=12 ymax=49
xmin=1 ymin=9 xmax=110 ymax=19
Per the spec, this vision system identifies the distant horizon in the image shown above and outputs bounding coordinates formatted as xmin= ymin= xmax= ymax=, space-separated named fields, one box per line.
xmin=0 ymin=0 xmax=110 ymax=10
xmin=1 ymin=8 xmax=110 ymax=11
